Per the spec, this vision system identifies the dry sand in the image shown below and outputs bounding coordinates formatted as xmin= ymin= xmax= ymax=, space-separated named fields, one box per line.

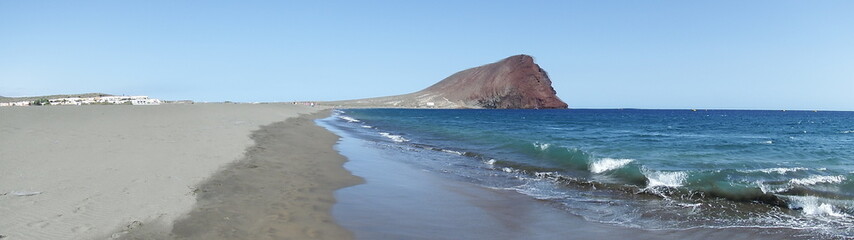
xmin=0 ymin=103 xmax=357 ymax=239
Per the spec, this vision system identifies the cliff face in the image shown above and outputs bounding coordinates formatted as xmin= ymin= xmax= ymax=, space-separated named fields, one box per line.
xmin=326 ymin=55 xmax=568 ymax=109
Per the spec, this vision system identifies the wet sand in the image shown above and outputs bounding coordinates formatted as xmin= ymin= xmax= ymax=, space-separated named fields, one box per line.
xmin=119 ymin=111 xmax=362 ymax=239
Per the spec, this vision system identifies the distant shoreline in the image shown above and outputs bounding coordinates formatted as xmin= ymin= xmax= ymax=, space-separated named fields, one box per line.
xmin=319 ymin=102 xmax=849 ymax=112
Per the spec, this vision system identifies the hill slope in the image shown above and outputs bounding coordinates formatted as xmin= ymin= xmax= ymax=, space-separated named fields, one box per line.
xmin=325 ymin=55 xmax=568 ymax=109
xmin=0 ymin=93 xmax=113 ymax=103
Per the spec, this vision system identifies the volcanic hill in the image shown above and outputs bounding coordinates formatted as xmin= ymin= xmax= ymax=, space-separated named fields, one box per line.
xmin=325 ymin=55 xmax=568 ymax=109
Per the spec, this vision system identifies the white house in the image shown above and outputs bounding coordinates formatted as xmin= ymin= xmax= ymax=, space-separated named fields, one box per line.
xmin=131 ymin=98 xmax=161 ymax=105
xmin=2 ymin=95 xmax=163 ymax=107
xmin=10 ymin=101 xmax=30 ymax=106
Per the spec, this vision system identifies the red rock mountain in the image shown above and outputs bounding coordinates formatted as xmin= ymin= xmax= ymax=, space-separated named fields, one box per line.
xmin=327 ymin=55 xmax=568 ymax=109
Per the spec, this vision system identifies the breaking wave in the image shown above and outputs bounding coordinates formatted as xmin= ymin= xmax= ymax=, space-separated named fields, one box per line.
xmin=788 ymin=196 xmax=848 ymax=217
xmin=589 ymin=158 xmax=634 ymax=174
xmin=789 ymin=175 xmax=846 ymax=186
xmin=743 ymin=167 xmax=809 ymax=174
xmin=338 ymin=116 xmax=361 ymax=123
xmin=644 ymin=170 xmax=688 ymax=188
xmin=379 ymin=132 xmax=409 ymax=143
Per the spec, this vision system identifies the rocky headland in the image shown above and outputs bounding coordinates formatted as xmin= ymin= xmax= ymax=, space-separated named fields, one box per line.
xmin=325 ymin=55 xmax=568 ymax=109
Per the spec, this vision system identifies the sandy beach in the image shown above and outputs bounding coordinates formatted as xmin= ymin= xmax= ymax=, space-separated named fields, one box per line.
xmin=0 ymin=103 xmax=360 ymax=239
xmin=0 ymin=104 xmax=820 ymax=240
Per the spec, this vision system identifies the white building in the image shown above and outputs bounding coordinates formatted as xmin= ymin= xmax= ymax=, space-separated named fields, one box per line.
xmin=131 ymin=98 xmax=161 ymax=105
xmin=1 ymin=95 xmax=162 ymax=107
xmin=10 ymin=101 xmax=31 ymax=106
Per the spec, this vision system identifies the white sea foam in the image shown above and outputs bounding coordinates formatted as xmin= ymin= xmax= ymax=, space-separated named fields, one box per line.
xmin=677 ymin=202 xmax=702 ymax=208
xmin=756 ymin=181 xmax=790 ymax=194
xmin=789 ymin=196 xmax=847 ymax=217
xmin=756 ymin=181 xmax=770 ymax=194
xmin=789 ymin=175 xmax=846 ymax=186
xmin=441 ymin=149 xmax=464 ymax=155
xmin=502 ymin=167 xmax=514 ymax=173
xmin=841 ymin=130 xmax=854 ymax=134
xmin=508 ymin=183 xmax=568 ymax=200
xmin=590 ymin=158 xmax=634 ymax=173
xmin=645 ymin=171 xmax=688 ymax=188
xmin=379 ymin=132 xmax=408 ymax=143
xmin=361 ymin=125 xmax=373 ymax=128
xmin=338 ymin=116 xmax=361 ymax=123
xmin=761 ymin=140 xmax=774 ymax=144
xmin=746 ymin=167 xmax=809 ymax=174
xmin=805 ymin=204 xmax=844 ymax=217
xmin=486 ymin=159 xmax=496 ymax=165
xmin=533 ymin=142 xmax=551 ymax=151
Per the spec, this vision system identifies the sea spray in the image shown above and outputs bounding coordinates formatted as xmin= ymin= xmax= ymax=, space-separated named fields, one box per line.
xmin=788 ymin=196 xmax=848 ymax=217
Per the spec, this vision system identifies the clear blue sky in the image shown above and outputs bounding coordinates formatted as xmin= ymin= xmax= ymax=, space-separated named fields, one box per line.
xmin=2 ymin=1 xmax=852 ymax=110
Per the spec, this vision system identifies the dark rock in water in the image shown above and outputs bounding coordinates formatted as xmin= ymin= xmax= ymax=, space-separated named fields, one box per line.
xmin=326 ymin=55 xmax=568 ymax=109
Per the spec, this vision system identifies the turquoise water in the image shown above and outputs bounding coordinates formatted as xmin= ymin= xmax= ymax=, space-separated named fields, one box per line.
xmin=328 ymin=109 xmax=854 ymax=238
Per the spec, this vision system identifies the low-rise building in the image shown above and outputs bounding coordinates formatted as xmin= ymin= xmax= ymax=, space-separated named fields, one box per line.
xmin=9 ymin=101 xmax=31 ymax=106
xmin=131 ymin=98 xmax=161 ymax=105
xmin=1 ymin=95 xmax=162 ymax=107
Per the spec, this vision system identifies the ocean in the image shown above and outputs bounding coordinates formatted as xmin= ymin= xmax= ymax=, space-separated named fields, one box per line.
xmin=324 ymin=109 xmax=854 ymax=238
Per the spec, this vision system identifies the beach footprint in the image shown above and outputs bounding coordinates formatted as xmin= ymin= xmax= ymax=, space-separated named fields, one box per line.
xmin=26 ymin=220 xmax=50 ymax=228
xmin=71 ymin=225 xmax=91 ymax=233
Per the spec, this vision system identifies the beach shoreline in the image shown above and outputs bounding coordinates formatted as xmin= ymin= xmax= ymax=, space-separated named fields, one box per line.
xmin=322 ymin=109 xmax=820 ymax=240
xmin=0 ymin=104 xmax=832 ymax=239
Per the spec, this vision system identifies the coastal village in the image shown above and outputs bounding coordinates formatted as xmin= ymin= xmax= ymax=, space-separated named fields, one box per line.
xmin=0 ymin=95 xmax=162 ymax=107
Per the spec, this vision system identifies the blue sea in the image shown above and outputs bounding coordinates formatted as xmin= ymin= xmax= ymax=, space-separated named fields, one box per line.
xmin=326 ymin=109 xmax=854 ymax=238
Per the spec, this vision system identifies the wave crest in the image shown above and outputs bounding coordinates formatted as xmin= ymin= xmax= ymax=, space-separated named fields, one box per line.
xmin=645 ymin=171 xmax=688 ymax=188
xmin=533 ymin=142 xmax=551 ymax=151
xmin=788 ymin=196 xmax=848 ymax=217
xmin=338 ymin=116 xmax=361 ymax=123
xmin=745 ymin=167 xmax=809 ymax=174
xmin=379 ymin=132 xmax=409 ymax=143
xmin=789 ymin=175 xmax=846 ymax=186
xmin=590 ymin=158 xmax=634 ymax=173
